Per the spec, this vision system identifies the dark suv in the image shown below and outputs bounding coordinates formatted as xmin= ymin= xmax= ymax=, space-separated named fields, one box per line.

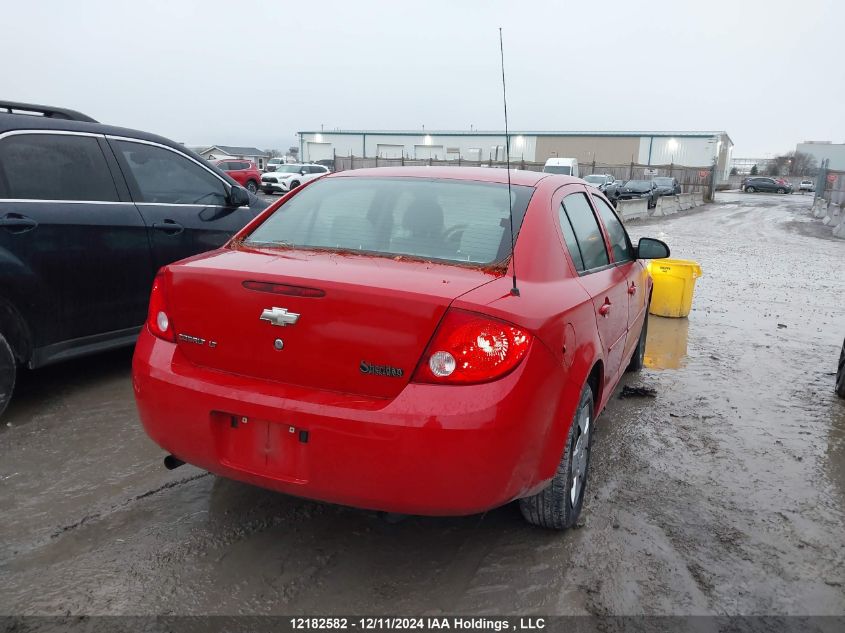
xmin=741 ymin=176 xmax=792 ymax=194
xmin=0 ymin=101 xmax=266 ymax=415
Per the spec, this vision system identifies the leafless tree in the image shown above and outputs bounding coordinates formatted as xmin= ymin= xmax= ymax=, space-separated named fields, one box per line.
xmin=770 ymin=151 xmax=818 ymax=176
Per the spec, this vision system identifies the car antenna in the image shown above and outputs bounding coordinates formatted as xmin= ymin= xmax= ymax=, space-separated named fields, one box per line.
xmin=499 ymin=28 xmax=519 ymax=297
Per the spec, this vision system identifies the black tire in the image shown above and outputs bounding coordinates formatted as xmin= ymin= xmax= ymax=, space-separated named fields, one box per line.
xmin=626 ymin=311 xmax=648 ymax=372
xmin=746 ymin=186 xmax=755 ymax=193
xmin=519 ymin=384 xmax=594 ymax=530
xmin=777 ymin=188 xmax=785 ymax=194
xmin=246 ymin=180 xmax=258 ymax=194
xmin=836 ymin=338 xmax=845 ymax=399
xmin=261 ymin=189 xmax=274 ymax=195
xmin=0 ymin=334 xmax=16 ymax=418
xmin=289 ymin=180 xmax=300 ymax=189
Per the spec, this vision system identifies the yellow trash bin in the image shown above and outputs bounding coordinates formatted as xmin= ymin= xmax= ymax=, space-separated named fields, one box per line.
xmin=646 ymin=259 xmax=703 ymax=318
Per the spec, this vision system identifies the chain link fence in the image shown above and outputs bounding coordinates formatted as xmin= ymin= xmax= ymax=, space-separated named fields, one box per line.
xmin=331 ymin=156 xmax=716 ymax=200
xmin=821 ymin=170 xmax=845 ymax=206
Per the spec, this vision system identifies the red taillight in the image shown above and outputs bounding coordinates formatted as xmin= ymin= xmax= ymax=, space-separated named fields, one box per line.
xmin=147 ymin=272 xmax=175 ymax=342
xmin=412 ymin=309 xmax=532 ymax=385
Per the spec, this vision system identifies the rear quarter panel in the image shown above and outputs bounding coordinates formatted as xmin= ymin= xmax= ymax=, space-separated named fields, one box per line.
xmin=454 ymin=178 xmax=608 ymax=485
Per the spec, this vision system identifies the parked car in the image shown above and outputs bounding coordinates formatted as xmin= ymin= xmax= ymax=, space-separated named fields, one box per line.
xmin=741 ymin=177 xmax=793 ymax=194
xmin=837 ymin=337 xmax=845 ymax=398
xmin=0 ymin=101 xmax=265 ymax=416
xmin=543 ymin=157 xmax=579 ymax=177
xmin=212 ymin=159 xmax=261 ymax=194
xmin=264 ymin=157 xmax=286 ymax=172
xmin=615 ymin=180 xmax=659 ymax=208
xmin=583 ymin=174 xmax=615 ymax=192
xmin=652 ymin=176 xmax=681 ymax=196
xmin=799 ymin=180 xmax=815 ymax=193
xmin=603 ymin=180 xmax=625 ymax=206
xmin=133 ymin=166 xmax=670 ymax=530
xmin=260 ymin=163 xmax=330 ymax=194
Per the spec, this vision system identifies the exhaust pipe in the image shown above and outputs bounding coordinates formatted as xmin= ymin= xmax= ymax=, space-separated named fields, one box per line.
xmin=164 ymin=454 xmax=185 ymax=470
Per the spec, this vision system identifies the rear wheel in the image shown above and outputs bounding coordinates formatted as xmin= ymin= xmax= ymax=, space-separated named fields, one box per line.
xmin=519 ymin=384 xmax=594 ymax=530
xmin=245 ymin=180 xmax=258 ymax=194
xmin=626 ymin=311 xmax=649 ymax=372
xmin=836 ymin=338 xmax=845 ymax=399
xmin=0 ymin=333 xmax=16 ymax=418
xmin=746 ymin=186 xmax=755 ymax=193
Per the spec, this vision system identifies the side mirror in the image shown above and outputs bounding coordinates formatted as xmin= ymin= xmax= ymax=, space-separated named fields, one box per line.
xmin=637 ymin=237 xmax=670 ymax=260
xmin=300 ymin=169 xmax=308 ymax=175
xmin=228 ymin=185 xmax=250 ymax=207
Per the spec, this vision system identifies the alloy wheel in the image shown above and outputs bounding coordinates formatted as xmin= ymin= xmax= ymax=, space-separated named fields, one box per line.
xmin=570 ymin=403 xmax=591 ymax=506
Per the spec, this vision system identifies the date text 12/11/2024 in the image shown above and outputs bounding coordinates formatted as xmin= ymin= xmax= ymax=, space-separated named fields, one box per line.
xmin=289 ymin=617 xmax=547 ymax=631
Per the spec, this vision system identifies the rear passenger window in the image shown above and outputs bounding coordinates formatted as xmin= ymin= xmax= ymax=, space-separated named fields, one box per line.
xmin=557 ymin=203 xmax=585 ymax=272
xmin=591 ymin=195 xmax=633 ymax=262
xmin=0 ymin=133 xmax=118 ymax=201
xmin=558 ymin=192 xmax=609 ymax=272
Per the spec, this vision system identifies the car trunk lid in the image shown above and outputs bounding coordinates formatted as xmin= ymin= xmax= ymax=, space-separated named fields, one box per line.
xmin=167 ymin=247 xmax=499 ymax=398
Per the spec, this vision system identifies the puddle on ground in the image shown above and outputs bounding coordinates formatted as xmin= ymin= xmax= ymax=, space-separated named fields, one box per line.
xmin=644 ymin=315 xmax=690 ymax=370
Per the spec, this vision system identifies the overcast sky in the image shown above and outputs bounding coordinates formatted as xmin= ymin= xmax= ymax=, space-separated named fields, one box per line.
xmin=2 ymin=0 xmax=843 ymax=157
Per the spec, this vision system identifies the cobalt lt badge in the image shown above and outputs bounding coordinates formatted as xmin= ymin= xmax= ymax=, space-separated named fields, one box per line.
xmin=259 ymin=307 xmax=300 ymax=327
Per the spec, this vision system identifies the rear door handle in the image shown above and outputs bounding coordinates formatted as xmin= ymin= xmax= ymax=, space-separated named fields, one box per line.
xmin=628 ymin=282 xmax=637 ymax=295
xmin=0 ymin=213 xmax=38 ymax=233
xmin=598 ymin=301 xmax=611 ymax=317
xmin=152 ymin=220 xmax=184 ymax=235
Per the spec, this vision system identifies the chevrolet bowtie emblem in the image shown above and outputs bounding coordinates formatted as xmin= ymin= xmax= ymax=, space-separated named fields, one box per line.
xmin=259 ymin=307 xmax=300 ymax=327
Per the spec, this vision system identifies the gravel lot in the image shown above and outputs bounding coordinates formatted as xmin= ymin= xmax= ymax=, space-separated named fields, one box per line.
xmin=1 ymin=191 xmax=843 ymax=617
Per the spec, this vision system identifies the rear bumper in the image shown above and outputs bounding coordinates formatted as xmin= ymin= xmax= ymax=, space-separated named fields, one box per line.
xmin=132 ymin=329 xmax=566 ymax=515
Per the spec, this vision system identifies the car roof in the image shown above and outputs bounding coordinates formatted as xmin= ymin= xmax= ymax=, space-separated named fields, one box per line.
xmin=329 ymin=166 xmax=557 ymax=186
xmin=0 ymin=111 xmax=190 ymax=155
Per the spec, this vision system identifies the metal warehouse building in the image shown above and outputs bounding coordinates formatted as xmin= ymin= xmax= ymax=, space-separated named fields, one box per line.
xmin=796 ymin=141 xmax=845 ymax=171
xmin=298 ymin=129 xmax=734 ymax=180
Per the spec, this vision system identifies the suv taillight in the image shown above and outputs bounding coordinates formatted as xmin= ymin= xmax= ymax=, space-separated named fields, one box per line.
xmin=147 ymin=272 xmax=175 ymax=342
xmin=412 ymin=309 xmax=532 ymax=385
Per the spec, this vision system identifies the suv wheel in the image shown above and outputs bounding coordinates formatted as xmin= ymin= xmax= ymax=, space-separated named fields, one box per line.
xmin=746 ymin=186 xmax=755 ymax=193
xmin=245 ymin=180 xmax=258 ymax=194
xmin=777 ymin=188 xmax=785 ymax=194
xmin=0 ymin=333 xmax=16 ymax=418
xmin=519 ymin=383 xmax=594 ymax=530
xmin=289 ymin=180 xmax=301 ymax=189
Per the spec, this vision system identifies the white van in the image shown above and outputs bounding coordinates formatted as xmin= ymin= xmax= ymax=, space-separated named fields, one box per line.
xmin=543 ymin=157 xmax=579 ymax=178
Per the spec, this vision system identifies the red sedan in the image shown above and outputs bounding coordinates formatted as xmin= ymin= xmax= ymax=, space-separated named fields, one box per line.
xmin=211 ymin=159 xmax=262 ymax=194
xmin=132 ymin=167 xmax=669 ymax=529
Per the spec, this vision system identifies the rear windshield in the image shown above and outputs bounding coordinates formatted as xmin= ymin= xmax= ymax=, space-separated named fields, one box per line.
xmin=625 ymin=180 xmax=651 ymax=188
xmin=244 ymin=177 xmax=534 ymax=265
xmin=544 ymin=165 xmax=572 ymax=175
xmin=584 ymin=175 xmax=606 ymax=184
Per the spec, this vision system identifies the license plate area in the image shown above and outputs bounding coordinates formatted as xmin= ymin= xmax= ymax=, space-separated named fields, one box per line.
xmin=211 ymin=412 xmax=308 ymax=483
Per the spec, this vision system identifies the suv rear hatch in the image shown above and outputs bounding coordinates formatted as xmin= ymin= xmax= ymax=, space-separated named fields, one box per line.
xmin=167 ymin=248 xmax=499 ymax=399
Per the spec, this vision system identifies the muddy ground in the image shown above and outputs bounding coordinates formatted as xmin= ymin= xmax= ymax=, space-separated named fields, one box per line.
xmin=1 ymin=191 xmax=843 ymax=616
